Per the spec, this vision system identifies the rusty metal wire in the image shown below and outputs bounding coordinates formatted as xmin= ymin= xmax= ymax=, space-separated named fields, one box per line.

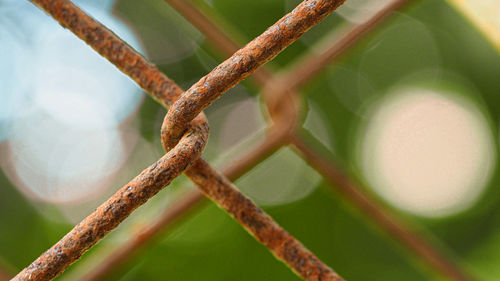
xmin=76 ymin=189 xmax=205 ymax=281
xmin=78 ymin=131 xmax=287 ymax=281
xmin=164 ymin=0 xmax=273 ymax=86
xmin=178 ymin=2 xmax=476 ymax=281
xmin=9 ymin=0 xmax=476 ymax=280
xmin=161 ymin=0 xmax=346 ymax=151
xmin=72 ymin=0 xmax=476 ymax=281
xmin=280 ymin=0 xmax=413 ymax=89
xmin=186 ymin=159 xmax=344 ymax=281
xmin=13 ymin=112 xmax=209 ymax=281
xmin=163 ymin=0 xmax=300 ymax=134
xmin=14 ymin=0 xmax=348 ymax=280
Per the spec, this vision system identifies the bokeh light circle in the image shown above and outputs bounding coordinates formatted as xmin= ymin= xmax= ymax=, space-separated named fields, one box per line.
xmin=0 ymin=2 xmax=145 ymax=204
xmin=32 ymin=6 xmax=143 ymax=130
xmin=5 ymin=109 xmax=130 ymax=203
xmin=237 ymin=147 xmax=321 ymax=206
xmin=357 ymin=87 xmax=496 ymax=217
xmin=0 ymin=23 xmax=34 ymax=140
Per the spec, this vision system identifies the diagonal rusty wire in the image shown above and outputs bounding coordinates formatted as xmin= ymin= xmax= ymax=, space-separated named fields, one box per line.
xmin=71 ymin=0 xmax=477 ymax=280
xmin=253 ymin=2 xmax=476 ymax=280
xmin=13 ymin=0 xmax=348 ymax=280
xmin=205 ymin=1 xmax=474 ymax=280
xmin=280 ymin=0 xmax=412 ymax=89
xmin=74 ymin=118 xmax=291 ymax=281
xmin=158 ymin=0 xmax=344 ymax=151
xmin=76 ymin=130 xmax=287 ymax=281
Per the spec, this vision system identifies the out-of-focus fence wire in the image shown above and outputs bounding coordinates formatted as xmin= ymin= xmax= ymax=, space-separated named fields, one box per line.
xmin=9 ymin=0 xmax=478 ymax=280
xmin=13 ymin=0 xmax=347 ymax=280
xmin=76 ymin=0 xmax=476 ymax=280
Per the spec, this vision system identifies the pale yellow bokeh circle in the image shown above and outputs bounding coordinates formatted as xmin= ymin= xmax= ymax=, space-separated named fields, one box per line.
xmin=358 ymin=87 xmax=496 ymax=217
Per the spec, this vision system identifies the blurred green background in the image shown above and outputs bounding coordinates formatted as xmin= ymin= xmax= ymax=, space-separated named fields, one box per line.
xmin=1 ymin=0 xmax=500 ymax=280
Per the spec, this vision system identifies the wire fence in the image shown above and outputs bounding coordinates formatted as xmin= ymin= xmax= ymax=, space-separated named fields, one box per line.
xmin=11 ymin=0 xmax=475 ymax=280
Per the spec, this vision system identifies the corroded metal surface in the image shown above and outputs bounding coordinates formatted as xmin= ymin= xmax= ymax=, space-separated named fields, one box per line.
xmin=186 ymin=159 xmax=343 ymax=281
xmin=14 ymin=0 xmax=347 ymax=280
xmin=161 ymin=0 xmax=346 ymax=151
xmin=78 ymin=129 xmax=292 ymax=281
xmin=161 ymin=1 xmax=476 ymax=281
xmin=12 ymin=115 xmax=209 ymax=281
xmin=164 ymin=0 xmax=273 ymax=86
xmin=77 ymin=189 xmax=205 ymax=281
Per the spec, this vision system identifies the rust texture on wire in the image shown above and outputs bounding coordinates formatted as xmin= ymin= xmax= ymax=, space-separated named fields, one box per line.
xmin=161 ymin=0 xmax=346 ymax=151
xmin=77 ymin=189 xmax=205 ymax=281
xmin=78 ymin=130 xmax=287 ymax=281
xmin=70 ymin=0 xmax=473 ymax=280
xmin=185 ymin=159 xmax=343 ymax=281
xmin=163 ymin=0 xmax=273 ymax=86
xmin=12 ymin=114 xmax=209 ymax=281
xmin=161 ymin=2 xmax=346 ymax=278
xmin=164 ymin=0 xmax=300 ymax=134
xmin=15 ymin=0 xmax=348 ymax=280
xmin=162 ymin=1 xmax=474 ymax=281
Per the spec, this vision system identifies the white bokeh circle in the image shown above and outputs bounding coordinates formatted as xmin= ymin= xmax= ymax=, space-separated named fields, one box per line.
xmin=237 ymin=147 xmax=321 ymax=207
xmin=358 ymin=87 xmax=496 ymax=217
xmin=6 ymin=110 xmax=130 ymax=203
xmin=0 ymin=3 xmax=144 ymax=204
